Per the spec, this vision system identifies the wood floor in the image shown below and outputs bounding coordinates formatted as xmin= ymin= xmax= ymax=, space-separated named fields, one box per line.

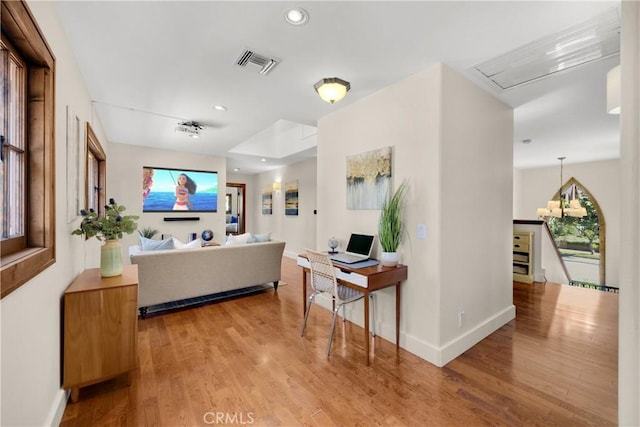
xmin=60 ymin=257 xmax=618 ymax=426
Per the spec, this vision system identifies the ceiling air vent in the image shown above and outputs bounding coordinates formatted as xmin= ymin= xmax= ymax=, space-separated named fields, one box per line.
xmin=235 ymin=49 xmax=279 ymax=75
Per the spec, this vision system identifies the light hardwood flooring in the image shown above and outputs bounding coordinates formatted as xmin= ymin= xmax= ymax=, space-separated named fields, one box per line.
xmin=61 ymin=257 xmax=618 ymax=426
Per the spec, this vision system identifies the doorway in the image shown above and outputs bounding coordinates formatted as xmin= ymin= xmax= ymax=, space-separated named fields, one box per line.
xmin=226 ymin=183 xmax=246 ymax=235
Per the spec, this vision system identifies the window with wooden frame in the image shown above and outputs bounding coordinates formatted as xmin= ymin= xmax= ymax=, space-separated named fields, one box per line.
xmin=1 ymin=1 xmax=56 ymax=298
xmin=85 ymin=123 xmax=106 ymax=215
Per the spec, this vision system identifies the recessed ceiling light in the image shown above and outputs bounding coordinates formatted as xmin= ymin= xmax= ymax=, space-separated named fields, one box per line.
xmin=213 ymin=105 xmax=227 ymax=112
xmin=233 ymin=168 xmax=240 ymax=172
xmin=260 ymin=158 xmax=267 ymax=162
xmin=284 ymin=8 xmax=309 ymax=26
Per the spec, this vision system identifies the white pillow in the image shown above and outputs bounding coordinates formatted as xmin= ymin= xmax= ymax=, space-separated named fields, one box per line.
xmin=225 ymin=232 xmax=252 ymax=246
xmin=248 ymin=232 xmax=271 ymax=243
xmin=172 ymin=237 xmax=202 ymax=249
xmin=140 ymin=236 xmax=174 ymax=251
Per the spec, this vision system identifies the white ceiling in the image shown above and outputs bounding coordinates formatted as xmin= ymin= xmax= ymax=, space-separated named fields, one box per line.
xmin=54 ymin=1 xmax=621 ymax=174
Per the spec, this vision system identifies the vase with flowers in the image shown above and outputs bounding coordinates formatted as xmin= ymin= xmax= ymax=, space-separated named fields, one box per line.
xmin=72 ymin=198 xmax=139 ymax=277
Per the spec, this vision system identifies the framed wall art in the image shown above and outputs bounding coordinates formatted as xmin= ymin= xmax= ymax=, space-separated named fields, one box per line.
xmin=285 ymin=180 xmax=299 ymax=216
xmin=346 ymin=146 xmax=392 ymax=210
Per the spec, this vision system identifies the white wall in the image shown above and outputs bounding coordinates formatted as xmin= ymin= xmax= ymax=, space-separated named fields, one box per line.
xmin=252 ymin=158 xmax=317 ymax=258
xmin=618 ymin=0 xmax=640 ymax=423
xmin=439 ymin=65 xmax=515 ymax=357
xmin=514 ymin=159 xmax=620 ymax=286
xmin=317 ymin=64 xmax=514 ymax=367
xmin=1 ymin=2 xmax=107 ymax=425
xmin=109 ymin=143 xmax=227 ymax=253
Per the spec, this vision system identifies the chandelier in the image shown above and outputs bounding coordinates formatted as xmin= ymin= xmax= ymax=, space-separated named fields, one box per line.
xmin=536 ymin=157 xmax=587 ymax=219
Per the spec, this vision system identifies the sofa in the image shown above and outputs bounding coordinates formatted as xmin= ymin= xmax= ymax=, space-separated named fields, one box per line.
xmin=129 ymin=240 xmax=285 ymax=316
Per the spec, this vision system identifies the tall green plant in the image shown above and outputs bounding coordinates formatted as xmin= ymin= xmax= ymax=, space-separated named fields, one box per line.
xmin=378 ymin=181 xmax=408 ymax=252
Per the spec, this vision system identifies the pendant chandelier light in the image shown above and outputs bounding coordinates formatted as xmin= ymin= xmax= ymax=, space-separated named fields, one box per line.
xmin=536 ymin=157 xmax=587 ymax=219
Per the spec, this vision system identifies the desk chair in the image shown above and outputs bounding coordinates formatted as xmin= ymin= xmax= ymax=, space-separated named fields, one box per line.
xmin=301 ymin=249 xmax=375 ymax=355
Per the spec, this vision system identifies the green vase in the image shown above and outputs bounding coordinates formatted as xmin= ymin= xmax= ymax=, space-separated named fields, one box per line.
xmin=100 ymin=239 xmax=123 ymax=277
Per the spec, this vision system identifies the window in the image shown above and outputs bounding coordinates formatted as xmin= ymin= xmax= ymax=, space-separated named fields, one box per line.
xmin=85 ymin=123 xmax=106 ymax=215
xmin=1 ymin=1 xmax=56 ymax=298
xmin=1 ymin=39 xmax=26 ymax=250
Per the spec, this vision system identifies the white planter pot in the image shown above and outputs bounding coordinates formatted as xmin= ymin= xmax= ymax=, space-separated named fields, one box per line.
xmin=381 ymin=251 xmax=399 ymax=267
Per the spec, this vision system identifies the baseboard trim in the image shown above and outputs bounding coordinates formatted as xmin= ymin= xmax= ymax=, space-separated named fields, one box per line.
xmin=46 ymin=389 xmax=69 ymax=427
xmin=437 ymin=304 xmax=516 ymax=366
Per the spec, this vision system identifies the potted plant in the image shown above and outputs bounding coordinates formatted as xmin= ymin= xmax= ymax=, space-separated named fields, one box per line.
xmin=72 ymin=198 xmax=139 ymax=277
xmin=378 ymin=181 xmax=408 ymax=267
xmin=138 ymin=226 xmax=159 ymax=239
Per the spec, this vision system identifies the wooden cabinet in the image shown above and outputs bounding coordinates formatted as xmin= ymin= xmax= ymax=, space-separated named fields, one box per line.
xmin=513 ymin=231 xmax=534 ymax=284
xmin=63 ymin=265 xmax=139 ymax=402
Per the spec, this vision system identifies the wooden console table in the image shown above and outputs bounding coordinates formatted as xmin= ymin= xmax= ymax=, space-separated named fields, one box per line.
xmin=63 ymin=265 xmax=139 ymax=402
xmin=297 ymin=255 xmax=408 ymax=365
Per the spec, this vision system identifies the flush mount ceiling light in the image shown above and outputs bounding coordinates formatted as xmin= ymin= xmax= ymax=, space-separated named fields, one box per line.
xmin=314 ymin=77 xmax=351 ymax=104
xmin=472 ymin=8 xmax=620 ymax=91
xmin=175 ymin=121 xmax=204 ymax=138
xmin=284 ymin=7 xmax=309 ymax=25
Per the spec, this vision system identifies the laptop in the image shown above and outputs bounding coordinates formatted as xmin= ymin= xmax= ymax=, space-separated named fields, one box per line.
xmin=330 ymin=233 xmax=375 ymax=264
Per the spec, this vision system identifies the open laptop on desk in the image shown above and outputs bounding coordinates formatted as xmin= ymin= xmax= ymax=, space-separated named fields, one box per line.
xmin=330 ymin=233 xmax=375 ymax=264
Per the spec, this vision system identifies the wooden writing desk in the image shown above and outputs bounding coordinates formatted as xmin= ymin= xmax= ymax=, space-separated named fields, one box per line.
xmin=297 ymin=255 xmax=408 ymax=365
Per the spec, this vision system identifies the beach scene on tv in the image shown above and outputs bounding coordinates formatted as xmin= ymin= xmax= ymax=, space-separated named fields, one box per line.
xmin=143 ymin=167 xmax=218 ymax=212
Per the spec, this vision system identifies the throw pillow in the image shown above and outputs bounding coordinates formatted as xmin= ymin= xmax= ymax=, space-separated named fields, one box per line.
xmin=140 ymin=236 xmax=174 ymax=251
xmin=172 ymin=237 xmax=202 ymax=249
xmin=249 ymin=232 xmax=271 ymax=243
xmin=225 ymin=232 xmax=252 ymax=246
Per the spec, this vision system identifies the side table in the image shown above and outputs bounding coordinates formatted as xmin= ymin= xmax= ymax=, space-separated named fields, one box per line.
xmin=62 ymin=265 xmax=139 ymax=402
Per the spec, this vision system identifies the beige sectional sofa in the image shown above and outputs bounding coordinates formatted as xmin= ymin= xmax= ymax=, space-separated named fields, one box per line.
xmin=130 ymin=240 xmax=285 ymax=316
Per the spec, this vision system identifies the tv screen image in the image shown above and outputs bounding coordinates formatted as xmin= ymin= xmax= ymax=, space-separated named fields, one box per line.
xmin=142 ymin=166 xmax=218 ymax=212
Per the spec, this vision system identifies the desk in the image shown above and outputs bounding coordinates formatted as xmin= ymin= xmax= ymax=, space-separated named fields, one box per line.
xmin=297 ymin=255 xmax=408 ymax=365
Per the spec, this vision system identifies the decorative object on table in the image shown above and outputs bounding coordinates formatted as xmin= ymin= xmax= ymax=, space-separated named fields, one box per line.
xmin=72 ymin=198 xmax=139 ymax=277
xmin=328 ymin=237 xmax=339 ymax=254
xmin=378 ymin=181 xmax=408 ymax=267
xmin=347 ymin=146 xmax=392 ymax=210
xmin=285 ymin=180 xmax=299 ymax=215
xmin=188 ymin=232 xmax=198 ymax=242
xmin=201 ymin=229 xmax=214 ymax=242
xmin=138 ymin=226 xmax=159 ymax=239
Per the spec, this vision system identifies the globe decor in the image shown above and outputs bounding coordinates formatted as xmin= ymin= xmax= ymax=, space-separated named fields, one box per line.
xmin=72 ymin=199 xmax=139 ymax=277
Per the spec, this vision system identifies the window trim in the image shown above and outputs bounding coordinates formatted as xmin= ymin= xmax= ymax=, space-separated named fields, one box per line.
xmin=1 ymin=0 xmax=56 ymax=299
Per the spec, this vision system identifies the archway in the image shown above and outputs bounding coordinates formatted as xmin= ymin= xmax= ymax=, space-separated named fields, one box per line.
xmin=547 ymin=177 xmax=606 ymax=285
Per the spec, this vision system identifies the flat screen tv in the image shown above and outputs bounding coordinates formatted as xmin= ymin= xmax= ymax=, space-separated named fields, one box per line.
xmin=142 ymin=166 xmax=218 ymax=212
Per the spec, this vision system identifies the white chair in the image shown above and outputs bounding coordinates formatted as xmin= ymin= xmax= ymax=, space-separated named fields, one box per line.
xmin=300 ymin=249 xmax=375 ymax=355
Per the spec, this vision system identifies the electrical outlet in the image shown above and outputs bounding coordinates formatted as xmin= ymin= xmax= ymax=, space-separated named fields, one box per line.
xmin=458 ymin=310 xmax=464 ymax=328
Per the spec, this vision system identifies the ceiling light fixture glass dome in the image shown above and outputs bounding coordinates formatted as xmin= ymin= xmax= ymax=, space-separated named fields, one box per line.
xmin=314 ymin=77 xmax=351 ymax=104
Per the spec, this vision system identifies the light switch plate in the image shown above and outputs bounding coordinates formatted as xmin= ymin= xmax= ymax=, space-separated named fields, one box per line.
xmin=417 ymin=224 xmax=426 ymax=240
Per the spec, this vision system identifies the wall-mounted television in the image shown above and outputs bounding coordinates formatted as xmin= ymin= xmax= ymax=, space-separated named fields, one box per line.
xmin=142 ymin=166 xmax=218 ymax=212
